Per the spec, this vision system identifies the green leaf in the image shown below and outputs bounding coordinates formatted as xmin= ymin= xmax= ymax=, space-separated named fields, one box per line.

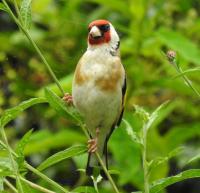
xmin=20 ymin=180 xmax=35 ymax=193
xmin=0 ymin=3 xmax=7 ymax=12
xmin=148 ymin=147 xmax=183 ymax=173
xmin=72 ymin=186 xmax=96 ymax=193
xmin=164 ymin=122 xmax=200 ymax=151
xmin=150 ymin=169 xmax=200 ymax=193
xmin=37 ymin=145 xmax=87 ymax=171
xmin=36 ymin=73 xmax=73 ymax=96
xmin=0 ymin=157 xmax=14 ymax=177
xmin=173 ymin=67 xmax=200 ymax=79
xmin=0 ymin=157 xmax=14 ymax=171
xmin=134 ymin=105 xmax=150 ymax=123
xmin=45 ymin=88 xmax=82 ymax=122
xmin=16 ymin=130 xmax=33 ymax=168
xmin=16 ymin=130 xmax=33 ymax=156
xmin=123 ymin=119 xmax=142 ymax=145
xmin=186 ymin=153 xmax=200 ymax=165
xmin=0 ymin=97 xmax=46 ymax=128
xmin=157 ymin=28 xmax=200 ymax=65
xmin=0 ymin=169 xmax=13 ymax=178
xmin=20 ymin=0 xmax=32 ymax=29
xmin=144 ymin=101 xmax=169 ymax=132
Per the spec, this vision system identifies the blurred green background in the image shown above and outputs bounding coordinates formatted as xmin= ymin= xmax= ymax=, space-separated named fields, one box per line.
xmin=0 ymin=0 xmax=200 ymax=192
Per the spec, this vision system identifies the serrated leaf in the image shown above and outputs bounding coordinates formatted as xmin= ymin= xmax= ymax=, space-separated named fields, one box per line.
xmin=0 ymin=157 xmax=14 ymax=177
xmin=148 ymin=147 xmax=183 ymax=173
xmin=0 ymin=3 xmax=8 ymax=12
xmin=72 ymin=186 xmax=96 ymax=193
xmin=134 ymin=105 xmax=150 ymax=123
xmin=20 ymin=0 xmax=32 ymax=29
xmin=16 ymin=130 xmax=33 ymax=168
xmin=144 ymin=101 xmax=169 ymax=132
xmin=0 ymin=97 xmax=46 ymax=128
xmin=0 ymin=168 xmax=13 ymax=178
xmin=37 ymin=145 xmax=87 ymax=171
xmin=123 ymin=119 xmax=142 ymax=145
xmin=0 ymin=157 xmax=14 ymax=171
xmin=150 ymin=169 xmax=200 ymax=193
xmin=45 ymin=88 xmax=82 ymax=123
xmin=0 ymin=157 xmax=14 ymax=178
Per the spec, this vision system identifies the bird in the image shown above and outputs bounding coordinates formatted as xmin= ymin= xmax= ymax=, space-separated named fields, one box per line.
xmin=63 ymin=19 xmax=126 ymax=178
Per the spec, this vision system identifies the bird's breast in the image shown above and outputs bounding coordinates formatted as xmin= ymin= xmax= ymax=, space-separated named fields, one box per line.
xmin=74 ymin=52 xmax=123 ymax=92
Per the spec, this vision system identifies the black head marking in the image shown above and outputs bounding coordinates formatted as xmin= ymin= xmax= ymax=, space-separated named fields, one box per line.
xmin=116 ymin=41 xmax=120 ymax=49
xmin=98 ymin=24 xmax=110 ymax=33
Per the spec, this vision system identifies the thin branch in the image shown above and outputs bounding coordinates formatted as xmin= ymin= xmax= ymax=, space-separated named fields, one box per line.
xmin=12 ymin=0 xmax=21 ymax=19
xmin=2 ymin=1 xmax=120 ymax=192
xmin=19 ymin=177 xmax=56 ymax=193
xmin=0 ymin=127 xmax=24 ymax=193
xmin=4 ymin=179 xmax=18 ymax=193
xmin=142 ymin=124 xmax=150 ymax=193
xmin=25 ymin=163 xmax=69 ymax=193
xmin=166 ymin=50 xmax=200 ymax=98
xmin=81 ymin=124 xmax=120 ymax=193
xmin=0 ymin=140 xmax=69 ymax=193
xmin=2 ymin=0 xmax=65 ymax=96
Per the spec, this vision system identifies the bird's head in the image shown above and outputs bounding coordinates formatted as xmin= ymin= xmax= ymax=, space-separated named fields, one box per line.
xmin=87 ymin=20 xmax=120 ymax=50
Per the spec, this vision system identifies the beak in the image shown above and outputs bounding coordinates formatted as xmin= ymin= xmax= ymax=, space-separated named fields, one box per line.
xmin=89 ymin=26 xmax=102 ymax=39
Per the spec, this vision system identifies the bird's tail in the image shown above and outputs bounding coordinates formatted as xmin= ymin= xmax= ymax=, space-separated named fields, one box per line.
xmin=86 ymin=141 xmax=108 ymax=179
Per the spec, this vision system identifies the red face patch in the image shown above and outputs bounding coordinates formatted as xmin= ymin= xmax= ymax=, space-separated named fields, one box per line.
xmin=88 ymin=20 xmax=111 ymax=45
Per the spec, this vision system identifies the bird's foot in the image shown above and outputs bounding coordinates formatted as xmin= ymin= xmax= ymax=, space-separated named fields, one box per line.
xmin=87 ymin=128 xmax=100 ymax=153
xmin=62 ymin=93 xmax=73 ymax=105
xmin=87 ymin=138 xmax=98 ymax=153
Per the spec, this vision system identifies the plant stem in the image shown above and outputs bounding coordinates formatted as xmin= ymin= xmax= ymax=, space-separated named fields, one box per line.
xmin=96 ymin=153 xmax=120 ymax=193
xmin=81 ymin=124 xmax=120 ymax=193
xmin=2 ymin=1 xmax=120 ymax=192
xmin=142 ymin=126 xmax=149 ymax=193
xmin=4 ymin=179 xmax=18 ymax=193
xmin=175 ymin=66 xmax=200 ymax=98
xmin=3 ymin=0 xmax=65 ymax=96
xmin=0 ymin=140 xmax=69 ymax=193
xmin=12 ymin=0 xmax=21 ymax=20
xmin=91 ymin=177 xmax=100 ymax=193
xmin=0 ymin=127 xmax=24 ymax=193
xmin=25 ymin=163 xmax=69 ymax=193
xmin=19 ymin=177 xmax=56 ymax=193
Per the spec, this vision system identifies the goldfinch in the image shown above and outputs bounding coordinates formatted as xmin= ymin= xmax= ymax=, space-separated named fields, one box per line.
xmin=66 ymin=19 xmax=126 ymax=177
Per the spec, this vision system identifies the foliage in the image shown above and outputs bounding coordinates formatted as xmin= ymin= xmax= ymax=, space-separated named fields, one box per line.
xmin=0 ymin=0 xmax=200 ymax=193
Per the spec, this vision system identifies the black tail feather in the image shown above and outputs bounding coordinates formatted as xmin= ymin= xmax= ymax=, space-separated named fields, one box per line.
xmin=86 ymin=140 xmax=109 ymax=179
xmin=86 ymin=153 xmax=93 ymax=176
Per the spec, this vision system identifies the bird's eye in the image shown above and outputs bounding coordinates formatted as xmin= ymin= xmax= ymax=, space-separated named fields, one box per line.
xmin=98 ymin=24 xmax=110 ymax=32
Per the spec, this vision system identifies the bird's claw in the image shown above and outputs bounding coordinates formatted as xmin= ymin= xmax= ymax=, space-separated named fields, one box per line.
xmin=62 ymin=93 xmax=73 ymax=105
xmin=87 ymin=138 xmax=98 ymax=153
xmin=87 ymin=128 xmax=100 ymax=153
